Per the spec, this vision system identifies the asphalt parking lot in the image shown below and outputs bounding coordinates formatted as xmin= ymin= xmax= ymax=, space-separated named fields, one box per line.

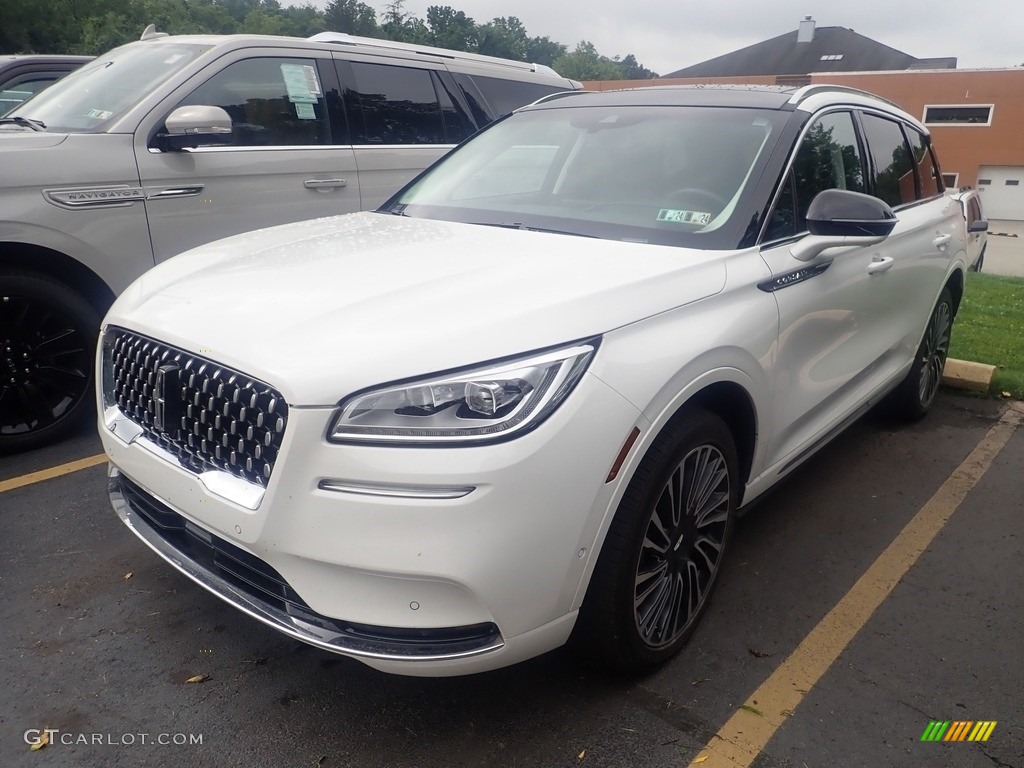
xmin=984 ymin=219 xmax=1024 ymax=277
xmin=2 ymin=392 xmax=1022 ymax=768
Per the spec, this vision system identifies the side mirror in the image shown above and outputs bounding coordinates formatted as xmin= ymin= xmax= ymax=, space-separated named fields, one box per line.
xmin=968 ymin=218 xmax=989 ymax=233
xmin=791 ymin=189 xmax=897 ymax=262
xmin=158 ymin=105 xmax=232 ymax=151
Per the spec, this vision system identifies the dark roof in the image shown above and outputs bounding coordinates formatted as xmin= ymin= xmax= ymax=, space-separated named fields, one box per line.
xmin=666 ymin=26 xmax=956 ymax=78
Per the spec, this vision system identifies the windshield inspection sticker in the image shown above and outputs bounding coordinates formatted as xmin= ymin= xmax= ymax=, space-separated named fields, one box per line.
xmin=657 ymin=208 xmax=712 ymax=225
xmin=281 ymin=64 xmax=321 ymax=103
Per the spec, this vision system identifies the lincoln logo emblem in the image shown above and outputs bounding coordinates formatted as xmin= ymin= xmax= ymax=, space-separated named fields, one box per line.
xmin=153 ymin=364 xmax=182 ymax=432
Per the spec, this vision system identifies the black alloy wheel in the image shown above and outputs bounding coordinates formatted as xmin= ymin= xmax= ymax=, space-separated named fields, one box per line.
xmin=0 ymin=272 xmax=99 ymax=453
xmin=573 ymin=408 xmax=738 ymax=673
xmin=886 ymin=287 xmax=954 ymax=422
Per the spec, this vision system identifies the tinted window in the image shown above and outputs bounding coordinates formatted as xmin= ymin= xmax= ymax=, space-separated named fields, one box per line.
xmin=434 ymin=75 xmax=476 ymax=143
xmin=766 ymin=111 xmax=865 ymax=240
xmin=906 ymin=127 xmax=942 ymax=198
xmin=179 ymin=58 xmax=331 ymax=147
xmin=470 ymin=76 xmax=566 ymax=121
xmin=346 ymin=62 xmax=445 ymax=144
xmin=967 ymin=197 xmax=982 ymax=225
xmin=861 ymin=113 xmax=915 ymax=207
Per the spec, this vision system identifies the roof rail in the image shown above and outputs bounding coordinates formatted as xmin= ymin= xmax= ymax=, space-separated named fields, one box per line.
xmin=307 ymin=32 xmax=565 ymax=79
xmin=787 ymin=83 xmax=902 ymax=110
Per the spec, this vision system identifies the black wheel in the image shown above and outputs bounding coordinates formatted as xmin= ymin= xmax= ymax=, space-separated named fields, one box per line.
xmin=573 ymin=409 xmax=738 ymax=673
xmin=0 ymin=271 xmax=100 ymax=453
xmin=885 ymin=287 xmax=953 ymax=422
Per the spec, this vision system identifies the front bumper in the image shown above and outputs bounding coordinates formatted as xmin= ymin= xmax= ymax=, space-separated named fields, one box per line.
xmin=101 ymin=372 xmax=642 ymax=675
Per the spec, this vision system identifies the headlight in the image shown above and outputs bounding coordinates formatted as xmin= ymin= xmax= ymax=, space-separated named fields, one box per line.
xmin=329 ymin=340 xmax=598 ymax=445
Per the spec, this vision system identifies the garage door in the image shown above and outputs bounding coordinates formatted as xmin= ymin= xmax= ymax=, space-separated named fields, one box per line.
xmin=977 ymin=166 xmax=1024 ymax=220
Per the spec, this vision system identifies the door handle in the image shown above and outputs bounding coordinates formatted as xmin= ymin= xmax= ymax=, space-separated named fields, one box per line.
xmin=866 ymin=255 xmax=894 ymax=275
xmin=147 ymin=185 xmax=204 ymax=199
xmin=932 ymin=233 xmax=952 ymax=248
xmin=303 ymin=178 xmax=347 ymax=191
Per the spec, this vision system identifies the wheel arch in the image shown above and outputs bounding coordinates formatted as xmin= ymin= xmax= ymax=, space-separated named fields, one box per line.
xmin=944 ymin=266 xmax=965 ymax=317
xmin=0 ymin=242 xmax=115 ymax=318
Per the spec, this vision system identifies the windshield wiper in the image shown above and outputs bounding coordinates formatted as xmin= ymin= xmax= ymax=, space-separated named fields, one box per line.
xmin=0 ymin=116 xmax=46 ymax=131
xmin=473 ymin=221 xmax=597 ymax=238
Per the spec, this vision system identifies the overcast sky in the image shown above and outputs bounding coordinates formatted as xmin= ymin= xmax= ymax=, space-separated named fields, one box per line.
xmin=316 ymin=1 xmax=1021 ymax=75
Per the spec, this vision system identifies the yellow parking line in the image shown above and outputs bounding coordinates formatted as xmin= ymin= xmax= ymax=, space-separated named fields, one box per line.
xmin=689 ymin=402 xmax=1024 ymax=767
xmin=0 ymin=453 xmax=107 ymax=494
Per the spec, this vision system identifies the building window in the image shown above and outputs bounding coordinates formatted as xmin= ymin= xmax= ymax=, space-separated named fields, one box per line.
xmin=942 ymin=173 xmax=959 ymax=189
xmin=1008 ymin=180 xmax=1021 ymax=186
xmin=922 ymin=105 xmax=993 ymax=126
xmin=978 ymin=179 xmax=992 ymax=185
xmin=819 ymin=54 xmax=844 ymax=61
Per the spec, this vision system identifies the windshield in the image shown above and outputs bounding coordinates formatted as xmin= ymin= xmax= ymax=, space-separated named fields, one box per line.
xmin=384 ymin=104 xmax=787 ymax=249
xmin=9 ymin=41 xmax=209 ymax=132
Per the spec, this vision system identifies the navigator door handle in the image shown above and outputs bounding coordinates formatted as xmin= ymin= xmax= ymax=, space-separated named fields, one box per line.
xmin=866 ymin=255 xmax=894 ymax=275
xmin=303 ymin=178 xmax=347 ymax=191
xmin=932 ymin=233 xmax=952 ymax=248
xmin=148 ymin=186 xmax=204 ymax=199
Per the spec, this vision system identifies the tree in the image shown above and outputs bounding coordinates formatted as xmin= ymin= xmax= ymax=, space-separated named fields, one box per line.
xmin=380 ymin=0 xmax=428 ymax=43
xmin=554 ymin=41 xmax=623 ymax=81
xmin=323 ymin=0 xmax=379 ymax=37
xmin=425 ymin=6 xmax=478 ymax=52
xmin=526 ymin=36 xmax=565 ymax=67
xmin=478 ymin=16 xmax=528 ymax=60
xmin=618 ymin=53 xmax=658 ymax=79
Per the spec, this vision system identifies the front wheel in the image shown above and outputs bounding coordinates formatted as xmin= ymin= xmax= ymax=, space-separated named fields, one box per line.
xmin=573 ymin=409 xmax=738 ymax=673
xmin=0 ymin=271 xmax=100 ymax=453
xmin=885 ymin=287 xmax=954 ymax=421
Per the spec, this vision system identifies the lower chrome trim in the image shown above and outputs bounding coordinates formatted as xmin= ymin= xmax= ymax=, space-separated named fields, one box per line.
xmin=317 ymin=478 xmax=475 ymax=499
xmin=109 ymin=467 xmax=504 ymax=663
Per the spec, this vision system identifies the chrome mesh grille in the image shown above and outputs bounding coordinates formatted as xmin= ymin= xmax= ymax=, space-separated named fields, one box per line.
xmin=108 ymin=328 xmax=287 ymax=486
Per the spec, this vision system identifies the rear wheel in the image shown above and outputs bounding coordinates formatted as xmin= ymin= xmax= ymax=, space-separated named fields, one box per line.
xmin=885 ymin=287 xmax=953 ymax=422
xmin=573 ymin=409 xmax=738 ymax=673
xmin=0 ymin=271 xmax=100 ymax=453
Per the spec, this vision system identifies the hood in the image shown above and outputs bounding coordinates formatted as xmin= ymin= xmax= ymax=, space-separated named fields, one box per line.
xmin=109 ymin=212 xmax=728 ymax=404
xmin=0 ymin=129 xmax=68 ymax=147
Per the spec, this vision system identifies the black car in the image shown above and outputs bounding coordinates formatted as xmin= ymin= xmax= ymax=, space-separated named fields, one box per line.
xmin=0 ymin=54 xmax=93 ymax=115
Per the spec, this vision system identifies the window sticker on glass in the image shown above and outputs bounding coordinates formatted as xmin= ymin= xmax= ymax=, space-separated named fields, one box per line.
xmin=85 ymin=108 xmax=113 ymax=120
xmin=295 ymin=102 xmax=316 ymax=120
xmin=280 ymin=63 xmax=321 ymax=104
xmin=657 ymin=208 xmax=712 ymax=225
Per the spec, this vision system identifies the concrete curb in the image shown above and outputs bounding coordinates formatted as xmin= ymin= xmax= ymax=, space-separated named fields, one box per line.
xmin=942 ymin=358 xmax=996 ymax=392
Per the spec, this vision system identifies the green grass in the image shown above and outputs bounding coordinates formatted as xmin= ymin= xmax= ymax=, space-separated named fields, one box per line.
xmin=949 ymin=272 xmax=1024 ymax=399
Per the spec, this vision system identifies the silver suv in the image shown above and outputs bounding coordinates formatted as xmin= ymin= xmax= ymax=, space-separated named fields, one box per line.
xmin=0 ymin=29 xmax=579 ymax=451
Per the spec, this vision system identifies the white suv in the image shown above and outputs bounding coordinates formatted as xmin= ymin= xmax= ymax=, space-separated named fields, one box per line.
xmin=99 ymin=84 xmax=968 ymax=676
xmin=0 ymin=29 xmax=579 ymax=452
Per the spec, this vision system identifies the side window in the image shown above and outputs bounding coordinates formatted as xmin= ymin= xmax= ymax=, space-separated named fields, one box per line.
xmin=345 ymin=62 xmax=445 ymax=144
xmin=860 ymin=113 xmax=916 ymax=207
xmin=177 ymin=58 xmax=330 ymax=147
xmin=469 ymin=75 xmax=566 ymax=122
xmin=967 ymin=197 xmax=982 ymax=225
xmin=434 ymin=74 xmax=476 ymax=143
xmin=905 ymin=127 xmax=942 ymax=198
xmin=765 ymin=110 xmax=865 ymax=240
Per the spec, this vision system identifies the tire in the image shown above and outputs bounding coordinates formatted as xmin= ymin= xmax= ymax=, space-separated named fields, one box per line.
xmin=885 ymin=287 xmax=954 ymax=422
xmin=0 ymin=271 xmax=100 ymax=453
xmin=572 ymin=409 xmax=738 ymax=674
